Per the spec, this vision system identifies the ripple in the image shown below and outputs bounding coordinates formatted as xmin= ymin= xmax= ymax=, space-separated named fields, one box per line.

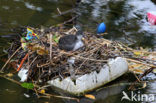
xmin=25 ymin=2 xmax=43 ymax=12
xmin=2 ymin=6 xmax=10 ymax=10
xmin=126 ymin=0 xmax=156 ymax=33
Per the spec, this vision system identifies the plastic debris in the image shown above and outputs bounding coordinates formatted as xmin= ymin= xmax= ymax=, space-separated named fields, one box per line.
xmin=97 ymin=22 xmax=106 ymax=34
xmin=25 ymin=28 xmax=39 ymax=40
xmin=85 ymin=94 xmax=95 ymax=100
xmin=147 ymin=11 xmax=156 ymax=25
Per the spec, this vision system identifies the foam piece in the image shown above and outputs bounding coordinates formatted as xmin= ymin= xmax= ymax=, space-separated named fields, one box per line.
xmin=48 ymin=57 xmax=128 ymax=95
xmin=18 ymin=68 xmax=28 ymax=82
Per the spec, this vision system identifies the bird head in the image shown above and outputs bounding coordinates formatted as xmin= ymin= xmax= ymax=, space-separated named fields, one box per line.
xmin=76 ymin=30 xmax=84 ymax=40
xmin=97 ymin=22 xmax=106 ymax=35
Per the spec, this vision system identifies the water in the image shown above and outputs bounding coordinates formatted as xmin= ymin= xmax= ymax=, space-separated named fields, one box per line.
xmin=0 ymin=0 xmax=156 ymax=103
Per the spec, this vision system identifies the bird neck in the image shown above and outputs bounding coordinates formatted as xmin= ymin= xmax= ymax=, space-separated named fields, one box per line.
xmin=76 ymin=34 xmax=83 ymax=40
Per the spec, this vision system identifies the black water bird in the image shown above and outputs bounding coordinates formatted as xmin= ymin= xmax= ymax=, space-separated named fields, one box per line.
xmin=58 ymin=30 xmax=84 ymax=51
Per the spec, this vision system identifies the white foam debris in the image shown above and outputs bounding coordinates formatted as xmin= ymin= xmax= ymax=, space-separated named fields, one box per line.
xmin=17 ymin=57 xmax=128 ymax=94
xmin=24 ymin=93 xmax=30 ymax=98
xmin=18 ymin=68 xmax=28 ymax=82
xmin=67 ymin=57 xmax=75 ymax=64
xmin=48 ymin=57 xmax=128 ymax=95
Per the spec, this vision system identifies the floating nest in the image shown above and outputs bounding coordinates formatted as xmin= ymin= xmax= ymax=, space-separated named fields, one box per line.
xmin=7 ymin=26 xmax=156 ymax=83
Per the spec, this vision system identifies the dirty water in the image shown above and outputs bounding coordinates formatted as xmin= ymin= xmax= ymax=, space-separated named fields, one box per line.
xmin=0 ymin=0 xmax=156 ymax=103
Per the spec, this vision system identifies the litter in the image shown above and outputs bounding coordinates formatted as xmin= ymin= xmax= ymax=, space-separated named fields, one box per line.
xmin=3 ymin=25 xmax=156 ymax=95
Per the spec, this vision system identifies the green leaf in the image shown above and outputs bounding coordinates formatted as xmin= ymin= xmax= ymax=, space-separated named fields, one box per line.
xmin=21 ymin=82 xmax=34 ymax=89
xmin=52 ymin=34 xmax=59 ymax=43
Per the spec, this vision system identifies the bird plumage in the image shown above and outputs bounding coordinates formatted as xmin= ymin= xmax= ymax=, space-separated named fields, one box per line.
xmin=58 ymin=31 xmax=84 ymax=51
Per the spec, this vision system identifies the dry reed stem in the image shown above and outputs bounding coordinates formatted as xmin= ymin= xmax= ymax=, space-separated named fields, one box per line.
xmin=127 ymin=58 xmax=156 ymax=68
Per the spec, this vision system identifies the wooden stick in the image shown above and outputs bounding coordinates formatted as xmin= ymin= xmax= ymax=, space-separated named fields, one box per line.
xmin=1 ymin=46 xmax=21 ymax=72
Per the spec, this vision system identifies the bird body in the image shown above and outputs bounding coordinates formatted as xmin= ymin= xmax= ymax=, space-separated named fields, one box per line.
xmin=58 ymin=31 xmax=84 ymax=51
xmin=73 ymin=40 xmax=84 ymax=51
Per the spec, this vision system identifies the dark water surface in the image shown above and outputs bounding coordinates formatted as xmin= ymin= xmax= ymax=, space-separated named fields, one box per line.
xmin=0 ymin=0 xmax=156 ymax=103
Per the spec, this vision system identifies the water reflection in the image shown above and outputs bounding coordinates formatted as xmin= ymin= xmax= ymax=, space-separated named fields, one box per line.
xmin=78 ymin=0 xmax=156 ymax=49
xmin=143 ymin=73 xmax=156 ymax=103
xmin=80 ymin=85 xmax=126 ymax=103
xmin=0 ymin=0 xmax=73 ymax=35
xmin=24 ymin=2 xmax=43 ymax=11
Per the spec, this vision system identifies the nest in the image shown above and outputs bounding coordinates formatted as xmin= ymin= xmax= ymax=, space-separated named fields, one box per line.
xmin=7 ymin=26 xmax=155 ymax=83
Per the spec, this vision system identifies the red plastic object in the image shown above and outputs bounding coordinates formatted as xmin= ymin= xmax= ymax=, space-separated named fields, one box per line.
xmin=147 ymin=11 xmax=156 ymax=25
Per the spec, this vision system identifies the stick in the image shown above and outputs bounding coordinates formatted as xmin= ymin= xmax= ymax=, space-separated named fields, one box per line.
xmin=75 ymin=56 xmax=108 ymax=62
xmin=41 ymin=93 xmax=79 ymax=102
xmin=28 ymin=56 xmax=38 ymax=71
xmin=57 ymin=8 xmax=62 ymax=15
xmin=61 ymin=15 xmax=78 ymax=25
xmin=129 ymin=67 xmax=154 ymax=90
xmin=29 ymin=56 xmax=38 ymax=66
xmin=53 ymin=8 xmax=75 ymax=18
xmin=1 ymin=46 xmax=21 ymax=72
xmin=0 ymin=74 xmax=21 ymax=85
xmin=50 ymin=34 xmax=52 ymax=61
xmin=17 ymin=53 xmax=29 ymax=71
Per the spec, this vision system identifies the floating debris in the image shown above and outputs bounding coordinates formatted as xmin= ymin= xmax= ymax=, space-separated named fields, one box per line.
xmin=1 ymin=25 xmax=156 ymax=96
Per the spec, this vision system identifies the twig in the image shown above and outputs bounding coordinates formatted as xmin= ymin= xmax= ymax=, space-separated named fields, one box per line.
xmin=133 ymin=72 xmax=141 ymax=82
xmin=129 ymin=67 xmax=155 ymax=90
xmin=53 ymin=8 xmax=75 ymax=18
xmin=28 ymin=56 xmax=38 ymax=71
xmin=75 ymin=59 xmax=87 ymax=74
xmin=61 ymin=15 xmax=78 ymax=25
xmin=41 ymin=93 xmax=79 ymax=102
xmin=37 ymin=62 xmax=51 ymax=68
xmin=50 ymin=34 xmax=52 ymax=61
xmin=127 ymin=58 xmax=156 ymax=68
xmin=38 ymin=85 xmax=51 ymax=90
xmin=1 ymin=46 xmax=21 ymax=72
xmin=0 ymin=74 xmax=21 ymax=85
xmin=65 ymin=27 xmax=77 ymax=34
xmin=57 ymin=8 xmax=62 ymax=15
xmin=75 ymin=55 xmax=108 ymax=62
xmin=29 ymin=56 xmax=38 ymax=67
